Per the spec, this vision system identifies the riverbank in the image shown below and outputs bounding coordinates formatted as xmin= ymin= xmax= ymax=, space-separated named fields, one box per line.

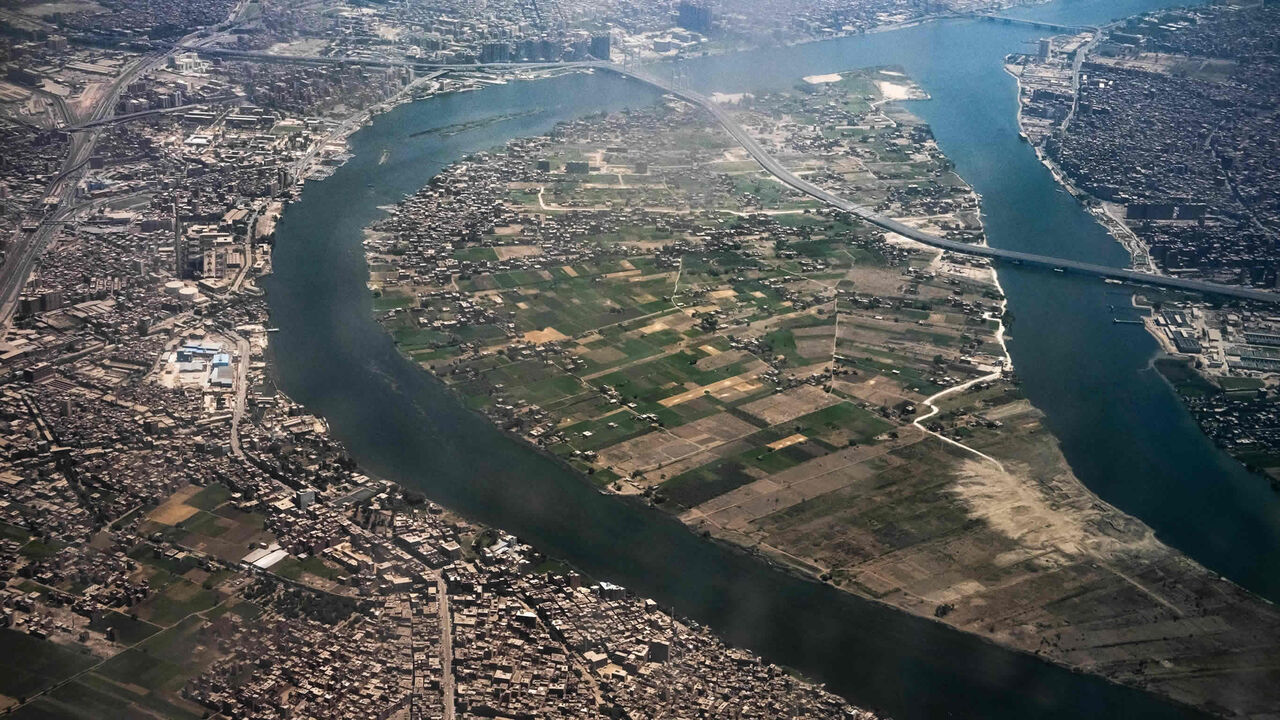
xmin=1005 ymin=8 xmax=1280 ymax=486
xmin=1003 ymin=56 xmax=1155 ymax=272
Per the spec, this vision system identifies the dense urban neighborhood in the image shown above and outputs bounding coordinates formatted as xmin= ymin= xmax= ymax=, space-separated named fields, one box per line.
xmin=1009 ymin=2 xmax=1280 ymax=483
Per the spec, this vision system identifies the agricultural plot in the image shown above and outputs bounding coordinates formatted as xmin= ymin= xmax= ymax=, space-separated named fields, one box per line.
xmin=140 ymin=482 xmax=272 ymax=564
xmin=0 ymin=630 xmax=97 ymax=702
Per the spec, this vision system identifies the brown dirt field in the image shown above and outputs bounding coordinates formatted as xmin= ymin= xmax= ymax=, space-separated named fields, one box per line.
xmin=767 ymin=433 xmax=808 ymax=451
xmin=493 ymin=244 xmax=541 ymax=258
xmin=148 ymin=485 xmax=201 ymax=525
xmin=794 ymin=337 xmax=834 ymax=360
xmin=842 ymin=265 xmax=912 ymax=295
xmin=637 ymin=320 xmax=670 ymax=334
xmin=695 ymin=348 xmax=749 ymax=371
xmin=598 ymin=412 xmax=759 ymax=475
xmin=691 ymin=434 xmax=916 ymax=531
xmin=792 ymin=325 xmax=835 ymax=338
xmin=523 ymin=327 xmax=569 ymax=344
xmin=833 ymin=376 xmax=917 ymax=405
xmin=739 ymin=385 xmax=839 ymax=425
xmin=658 ymin=371 xmax=764 ymax=407
xmin=581 ymin=346 xmax=627 ymax=364
xmin=681 ymin=405 xmax=1280 ymax=715
xmin=603 ymin=269 xmax=641 ymax=280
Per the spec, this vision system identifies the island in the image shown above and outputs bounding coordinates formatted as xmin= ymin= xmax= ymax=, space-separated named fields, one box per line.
xmin=363 ymin=68 xmax=1280 ymax=715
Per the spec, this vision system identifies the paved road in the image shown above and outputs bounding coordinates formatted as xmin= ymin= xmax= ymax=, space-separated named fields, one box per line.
xmin=229 ymin=332 xmax=250 ymax=457
xmin=0 ymin=49 xmax=174 ymax=325
xmin=178 ymin=45 xmax=582 ymax=73
xmin=0 ymin=4 xmax=255 ymax=327
xmin=595 ymin=63 xmax=1280 ymax=305
xmin=968 ymin=13 xmax=1089 ymax=32
xmin=437 ymin=574 xmax=455 ymax=720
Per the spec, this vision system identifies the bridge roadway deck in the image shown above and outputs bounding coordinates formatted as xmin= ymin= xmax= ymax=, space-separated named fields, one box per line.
xmin=967 ymin=14 xmax=1089 ymax=32
xmin=594 ymin=63 xmax=1278 ymax=304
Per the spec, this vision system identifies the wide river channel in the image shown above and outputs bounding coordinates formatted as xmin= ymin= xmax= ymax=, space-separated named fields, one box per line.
xmin=262 ymin=0 xmax=1279 ymax=716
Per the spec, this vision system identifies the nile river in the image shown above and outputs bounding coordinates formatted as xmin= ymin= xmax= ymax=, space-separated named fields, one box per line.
xmin=262 ymin=0 xmax=1274 ymax=716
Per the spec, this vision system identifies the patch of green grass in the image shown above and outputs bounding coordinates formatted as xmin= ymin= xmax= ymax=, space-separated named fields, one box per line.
xmin=20 ymin=538 xmax=66 ymax=559
xmin=128 ymin=545 xmax=200 ymax=578
xmin=0 ymin=521 xmax=31 ymax=542
xmin=563 ymin=411 xmax=651 ymax=452
xmin=133 ymin=581 xmax=221 ymax=627
xmin=97 ymin=616 xmax=207 ymax=693
xmin=186 ymin=483 xmax=232 ymax=511
xmin=1237 ymin=450 xmax=1280 ymax=471
xmin=89 ymin=611 xmax=161 ymax=645
xmin=1155 ymin=357 xmax=1217 ymax=398
xmin=372 ymin=292 xmax=414 ymax=311
xmin=178 ymin=510 xmax=228 ymax=538
xmin=0 ymin=630 xmax=96 ymax=700
xmin=526 ymin=558 xmax=574 ymax=575
xmin=273 ymin=555 xmax=344 ymax=582
xmin=661 ymin=460 xmax=758 ymax=509
xmin=454 ymin=246 xmax=499 ymax=263
xmin=790 ymin=402 xmax=894 ymax=444
xmin=741 ymin=443 xmax=817 ymax=474
xmin=67 ymin=670 xmax=205 ymax=720
xmin=1218 ymin=376 xmax=1264 ymax=393
xmin=211 ymin=505 xmax=266 ymax=530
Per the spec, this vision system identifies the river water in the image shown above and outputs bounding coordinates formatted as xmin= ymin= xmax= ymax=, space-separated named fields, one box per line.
xmin=262 ymin=1 xmax=1273 ymax=716
xmin=670 ymin=0 xmax=1280 ymax=600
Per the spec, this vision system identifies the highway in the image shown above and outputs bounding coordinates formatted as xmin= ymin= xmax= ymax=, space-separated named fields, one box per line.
xmin=593 ymin=63 xmax=1280 ymax=305
xmin=175 ymin=45 xmax=582 ymax=73
xmin=967 ymin=13 xmax=1088 ymax=32
xmin=68 ymin=94 xmax=241 ymax=131
xmin=228 ymin=331 xmax=250 ymax=458
xmin=0 ymin=1 xmax=257 ymax=327
xmin=437 ymin=574 xmax=455 ymax=720
xmin=0 ymin=48 xmax=179 ymax=324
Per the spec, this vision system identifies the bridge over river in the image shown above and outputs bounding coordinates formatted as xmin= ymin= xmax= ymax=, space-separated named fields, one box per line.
xmin=596 ymin=63 xmax=1278 ymax=305
xmin=965 ymin=13 xmax=1089 ymax=32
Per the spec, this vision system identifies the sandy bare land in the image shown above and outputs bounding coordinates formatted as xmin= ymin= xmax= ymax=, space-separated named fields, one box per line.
xmin=493 ymin=244 xmax=542 ymax=259
xmin=876 ymin=81 xmax=913 ymax=100
xmin=522 ymin=327 xmax=568 ymax=344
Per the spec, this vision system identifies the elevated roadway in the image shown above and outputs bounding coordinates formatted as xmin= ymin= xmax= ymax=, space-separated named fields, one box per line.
xmin=0 ymin=50 xmax=170 ymax=324
xmin=594 ymin=63 xmax=1279 ymax=305
xmin=966 ymin=13 xmax=1089 ymax=32
xmin=176 ymin=45 xmax=587 ymax=73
